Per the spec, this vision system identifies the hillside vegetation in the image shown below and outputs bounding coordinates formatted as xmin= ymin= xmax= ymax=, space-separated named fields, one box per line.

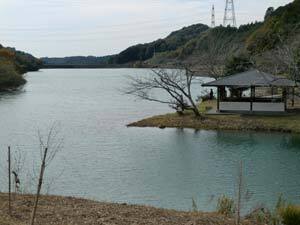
xmin=150 ymin=23 xmax=262 ymax=65
xmin=0 ymin=45 xmax=41 ymax=91
xmin=40 ymin=24 xmax=210 ymax=67
xmin=246 ymin=0 xmax=300 ymax=53
xmin=109 ymin=24 xmax=209 ymax=65
xmin=151 ymin=0 xmax=300 ymax=68
xmin=112 ymin=0 xmax=300 ymax=70
xmin=42 ymin=55 xmax=113 ymax=67
xmin=41 ymin=0 xmax=300 ymax=73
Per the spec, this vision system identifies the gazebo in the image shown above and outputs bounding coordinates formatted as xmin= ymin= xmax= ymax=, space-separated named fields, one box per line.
xmin=202 ymin=70 xmax=298 ymax=113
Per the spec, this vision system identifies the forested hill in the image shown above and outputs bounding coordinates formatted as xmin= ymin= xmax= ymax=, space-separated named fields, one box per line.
xmin=149 ymin=0 xmax=300 ymax=68
xmin=0 ymin=45 xmax=41 ymax=91
xmin=40 ymin=24 xmax=209 ymax=68
xmin=110 ymin=0 xmax=300 ymax=69
xmin=41 ymin=0 xmax=300 ymax=70
xmin=108 ymin=24 xmax=209 ymax=64
xmin=41 ymin=55 xmax=113 ymax=68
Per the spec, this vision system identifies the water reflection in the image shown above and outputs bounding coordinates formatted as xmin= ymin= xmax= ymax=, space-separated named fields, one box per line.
xmin=279 ymin=135 xmax=300 ymax=150
xmin=0 ymin=88 xmax=25 ymax=99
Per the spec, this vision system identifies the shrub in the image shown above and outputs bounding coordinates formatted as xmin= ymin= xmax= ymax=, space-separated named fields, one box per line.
xmin=0 ymin=61 xmax=26 ymax=90
xmin=191 ymin=198 xmax=198 ymax=212
xmin=280 ymin=205 xmax=300 ymax=225
xmin=224 ymin=53 xmax=254 ymax=76
xmin=199 ymin=94 xmax=214 ymax=102
xmin=246 ymin=206 xmax=272 ymax=225
xmin=269 ymin=194 xmax=286 ymax=225
xmin=217 ymin=195 xmax=235 ymax=217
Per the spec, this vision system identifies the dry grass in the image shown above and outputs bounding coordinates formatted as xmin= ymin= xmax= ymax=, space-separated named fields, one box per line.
xmin=0 ymin=193 xmax=257 ymax=225
xmin=128 ymin=100 xmax=300 ymax=133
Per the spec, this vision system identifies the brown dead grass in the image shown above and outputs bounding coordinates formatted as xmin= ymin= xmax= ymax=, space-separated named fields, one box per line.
xmin=0 ymin=193 xmax=257 ymax=225
xmin=128 ymin=101 xmax=300 ymax=133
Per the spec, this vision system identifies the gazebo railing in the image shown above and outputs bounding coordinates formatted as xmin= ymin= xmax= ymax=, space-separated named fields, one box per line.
xmin=221 ymin=97 xmax=283 ymax=103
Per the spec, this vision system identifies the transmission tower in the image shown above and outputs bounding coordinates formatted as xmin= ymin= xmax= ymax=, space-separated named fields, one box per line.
xmin=223 ymin=0 xmax=237 ymax=27
xmin=211 ymin=5 xmax=216 ymax=28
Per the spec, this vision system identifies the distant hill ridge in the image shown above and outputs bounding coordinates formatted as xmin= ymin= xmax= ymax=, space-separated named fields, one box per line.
xmin=42 ymin=55 xmax=113 ymax=66
xmin=41 ymin=24 xmax=209 ymax=67
xmin=41 ymin=0 xmax=300 ymax=69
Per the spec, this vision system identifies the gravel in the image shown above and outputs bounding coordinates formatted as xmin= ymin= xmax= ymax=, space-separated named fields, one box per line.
xmin=0 ymin=194 xmax=256 ymax=225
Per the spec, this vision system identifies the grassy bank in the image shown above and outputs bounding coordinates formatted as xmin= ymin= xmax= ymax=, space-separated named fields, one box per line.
xmin=128 ymin=101 xmax=300 ymax=133
xmin=0 ymin=193 xmax=256 ymax=225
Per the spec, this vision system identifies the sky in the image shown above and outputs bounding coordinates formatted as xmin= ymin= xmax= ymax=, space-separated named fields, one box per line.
xmin=0 ymin=0 xmax=294 ymax=58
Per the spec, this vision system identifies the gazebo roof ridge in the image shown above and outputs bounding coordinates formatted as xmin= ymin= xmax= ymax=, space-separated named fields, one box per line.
xmin=202 ymin=69 xmax=297 ymax=88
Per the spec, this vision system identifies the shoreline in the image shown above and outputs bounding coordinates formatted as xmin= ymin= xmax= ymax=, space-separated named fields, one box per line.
xmin=127 ymin=112 xmax=300 ymax=134
xmin=0 ymin=193 xmax=254 ymax=225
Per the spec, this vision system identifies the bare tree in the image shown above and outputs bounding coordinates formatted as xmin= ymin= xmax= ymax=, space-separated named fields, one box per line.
xmin=125 ymin=66 xmax=203 ymax=118
xmin=8 ymin=146 xmax=11 ymax=216
xmin=236 ymin=161 xmax=243 ymax=225
xmin=261 ymin=35 xmax=300 ymax=82
xmin=275 ymin=42 xmax=300 ymax=82
xmin=194 ymin=46 xmax=227 ymax=80
xmin=234 ymin=161 xmax=253 ymax=225
xmin=12 ymin=147 xmax=26 ymax=194
xmin=190 ymin=36 xmax=239 ymax=80
xmin=30 ymin=125 xmax=63 ymax=225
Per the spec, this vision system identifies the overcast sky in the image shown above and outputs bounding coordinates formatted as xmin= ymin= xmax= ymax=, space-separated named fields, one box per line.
xmin=0 ymin=0 xmax=294 ymax=57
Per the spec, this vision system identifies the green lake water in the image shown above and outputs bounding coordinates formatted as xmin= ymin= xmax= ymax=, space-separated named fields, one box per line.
xmin=0 ymin=69 xmax=300 ymax=212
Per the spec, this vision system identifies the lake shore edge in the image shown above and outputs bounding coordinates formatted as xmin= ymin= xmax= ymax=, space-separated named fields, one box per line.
xmin=127 ymin=100 xmax=300 ymax=133
xmin=0 ymin=193 xmax=255 ymax=225
xmin=127 ymin=112 xmax=300 ymax=134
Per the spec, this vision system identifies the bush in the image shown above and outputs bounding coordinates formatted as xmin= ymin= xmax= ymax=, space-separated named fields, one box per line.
xmin=199 ymin=94 xmax=214 ymax=102
xmin=280 ymin=205 xmax=300 ymax=225
xmin=245 ymin=207 xmax=272 ymax=225
xmin=191 ymin=198 xmax=198 ymax=212
xmin=217 ymin=195 xmax=235 ymax=217
xmin=224 ymin=53 xmax=254 ymax=76
xmin=0 ymin=61 xmax=26 ymax=91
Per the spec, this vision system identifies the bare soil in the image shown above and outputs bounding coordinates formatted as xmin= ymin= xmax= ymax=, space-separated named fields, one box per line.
xmin=0 ymin=193 xmax=256 ymax=225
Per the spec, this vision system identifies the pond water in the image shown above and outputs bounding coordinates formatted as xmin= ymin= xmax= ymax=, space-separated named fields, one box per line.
xmin=0 ymin=69 xmax=300 ymax=213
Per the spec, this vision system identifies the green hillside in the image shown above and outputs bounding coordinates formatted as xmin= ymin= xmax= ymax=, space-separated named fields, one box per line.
xmin=150 ymin=23 xmax=262 ymax=64
xmin=41 ymin=0 xmax=300 ymax=74
xmin=246 ymin=0 xmax=300 ymax=53
xmin=110 ymin=0 xmax=300 ymax=73
xmin=108 ymin=24 xmax=209 ymax=64
xmin=42 ymin=55 xmax=113 ymax=67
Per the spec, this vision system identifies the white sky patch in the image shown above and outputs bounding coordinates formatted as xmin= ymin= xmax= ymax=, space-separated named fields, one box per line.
xmin=0 ymin=0 xmax=294 ymax=57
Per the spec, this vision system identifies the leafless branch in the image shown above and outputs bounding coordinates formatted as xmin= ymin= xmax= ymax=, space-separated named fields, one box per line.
xmin=124 ymin=66 xmax=203 ymax=117
xmin=30 ymin=123 xmax=63 ymax=225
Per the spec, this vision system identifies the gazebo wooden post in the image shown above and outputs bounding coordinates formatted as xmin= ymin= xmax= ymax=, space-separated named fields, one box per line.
xmin=283 ymin=87 xmax=287 ymax=111
xmin=292 ymin=87 xmax=295 ymax=107
xmin=271 ymin=86 xmax=274 ymax=97
xmin=217 ymin=87 xmax=220 ymax=112
xmin=250 ymin=86 xmax=255 ymax=112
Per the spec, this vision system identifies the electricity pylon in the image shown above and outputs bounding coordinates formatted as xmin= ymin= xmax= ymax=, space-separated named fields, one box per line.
xmin=223 ymin=0 xmax=237 ymax=27
xmin=211 ymin=5 xmax=216 ymax=28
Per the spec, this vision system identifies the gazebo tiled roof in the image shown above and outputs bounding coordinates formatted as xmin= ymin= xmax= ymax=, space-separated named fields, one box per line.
xmin=202 ymin=70 xmax=297 ymax=87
